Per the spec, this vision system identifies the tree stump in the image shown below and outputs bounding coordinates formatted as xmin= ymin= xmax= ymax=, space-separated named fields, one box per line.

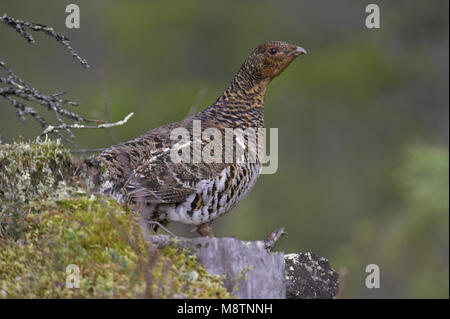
xmin=150 ymin=235 xmax=339 ymax=299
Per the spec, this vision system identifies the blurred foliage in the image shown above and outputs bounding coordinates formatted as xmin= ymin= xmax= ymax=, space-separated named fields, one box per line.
xmin=334 ymin=144 xmax=449 ymax=298
xmin=0 ymin=0 xmax=448 ymax=298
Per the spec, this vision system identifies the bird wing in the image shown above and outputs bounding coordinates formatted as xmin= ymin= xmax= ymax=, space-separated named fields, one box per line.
xmin=99 ymin=114 xmax=239 ymax=205
xmin=123 ymin=140 xmax=228 ymax=204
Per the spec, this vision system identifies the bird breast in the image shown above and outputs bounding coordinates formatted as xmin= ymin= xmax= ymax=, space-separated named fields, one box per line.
xmin=158 ymin=161 xmax=262 ymax=225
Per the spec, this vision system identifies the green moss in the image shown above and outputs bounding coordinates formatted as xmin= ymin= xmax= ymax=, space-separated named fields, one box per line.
xmin=0 ymin=137 xmax=76 ymax=203
xmin=0 ymin=139 xmax=232 ymax=298
xmin=0 ymin=137 xmax=79 ymax=239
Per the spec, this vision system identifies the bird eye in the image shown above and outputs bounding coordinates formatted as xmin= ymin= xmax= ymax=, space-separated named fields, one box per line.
xmin=267 ymin=47 xmax=278 ymax=55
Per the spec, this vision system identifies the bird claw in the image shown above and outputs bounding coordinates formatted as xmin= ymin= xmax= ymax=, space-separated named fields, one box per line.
xmin=195 ymin=222 xmax=215 ymax=238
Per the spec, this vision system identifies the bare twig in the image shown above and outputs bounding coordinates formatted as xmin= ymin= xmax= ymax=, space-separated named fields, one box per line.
xmin=42 ymin=112 xmax=134 ymax=136
xmin=186 ymin=86 xmax=207 ymax=117
xmin=148 ymin=220 xmax=178 ymax=238
xmin=69 ymin=148 xmax=107 ymax=154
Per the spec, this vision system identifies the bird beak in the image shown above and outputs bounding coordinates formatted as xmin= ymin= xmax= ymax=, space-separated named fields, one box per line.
xmin=293 ymin=46 xmax=307 ymax=56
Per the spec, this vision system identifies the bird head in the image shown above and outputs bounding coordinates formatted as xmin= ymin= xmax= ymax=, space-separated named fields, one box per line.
xmin=244 ymin=40 xmax=307 ymax=81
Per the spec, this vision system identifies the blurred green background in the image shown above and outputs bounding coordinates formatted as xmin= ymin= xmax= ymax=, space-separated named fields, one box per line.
xmin=0 ymin=0 xmax=448 ymax=298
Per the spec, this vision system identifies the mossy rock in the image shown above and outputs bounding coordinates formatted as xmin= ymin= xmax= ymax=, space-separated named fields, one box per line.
xmin=0 ymin=139 xmax=232 ymax=298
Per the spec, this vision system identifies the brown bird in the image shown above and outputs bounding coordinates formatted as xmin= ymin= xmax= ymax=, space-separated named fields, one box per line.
xmin=95 ymin=41 xmax=306 ymax=237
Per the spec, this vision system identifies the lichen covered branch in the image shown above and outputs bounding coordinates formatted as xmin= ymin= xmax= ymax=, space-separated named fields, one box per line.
xmin=1 ymin=14 xmax=133 ymax=144
xmin=0 ymin=60 xmax=87 ymax=143
xmin=1 ymin=13 xmax=89 ymax=68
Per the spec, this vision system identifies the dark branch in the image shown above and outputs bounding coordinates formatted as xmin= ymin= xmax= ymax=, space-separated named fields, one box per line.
xmin=0 ymin=60 xmax=87 ymax=144
xmin=1 ymin=14 xmax=134 ymax=145
xmin=1 ymin=13 xmax=89 ymax=68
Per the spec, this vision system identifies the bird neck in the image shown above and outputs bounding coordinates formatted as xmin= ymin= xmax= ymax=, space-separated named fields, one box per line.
xmin=216 ymin=66 xmax=270 ymax=108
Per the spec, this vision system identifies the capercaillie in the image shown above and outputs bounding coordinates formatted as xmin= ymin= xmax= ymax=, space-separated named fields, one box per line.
xmin=92 ymin=41 xmax=306 ymax=237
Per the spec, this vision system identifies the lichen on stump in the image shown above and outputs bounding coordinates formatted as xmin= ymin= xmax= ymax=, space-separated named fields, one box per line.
xmin=150 ymin=235 xmax=340 ymax=299
xmin=285 ymin=252 xmax=339 ymax=299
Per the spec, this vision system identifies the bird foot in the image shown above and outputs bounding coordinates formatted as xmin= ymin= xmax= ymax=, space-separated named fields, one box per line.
xmin=264 ymin=227 xmax=287 ymax=251
xmin=194 ymin=222 xmax=215 ymax=238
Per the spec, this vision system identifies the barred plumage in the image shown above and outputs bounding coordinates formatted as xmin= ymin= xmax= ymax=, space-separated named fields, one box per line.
xmin=93 ymin=41 xmax=306 ymax=237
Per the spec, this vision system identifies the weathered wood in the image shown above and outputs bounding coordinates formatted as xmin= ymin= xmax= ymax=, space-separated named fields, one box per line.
xmin=149 ymin=235 xmax=339 ymax=299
